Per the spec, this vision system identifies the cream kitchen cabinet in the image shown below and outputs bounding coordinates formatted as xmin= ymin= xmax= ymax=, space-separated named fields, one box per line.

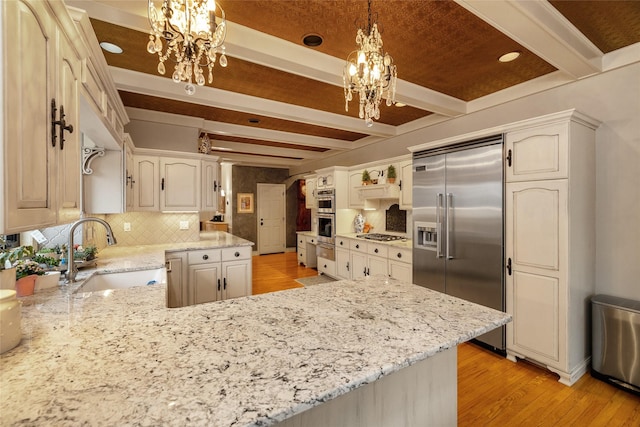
xmin=304 ymin=175 xmax=317 ymax=209
xmin=297 ymin=233 xmax=317 ymax=268
xmin=317 ymin=257 xmax=336 ymax=277
xmin=388 ymin=247 xmax=412 ymax=282
xmin=316 ymin=172 xmax=334 ymax=189
xmin=167 ymin=246 xmax=252 ymax=308
xmin=348 ymin=170 xmax=365 ymax=209
xmin=399 ymin=160 xmax=413 ymax=209
xmin=133 ymin=155 xmax=160 ymax=211
xmin=133 ymin=155 xmax=201 ymax=212
xmin=2 ymin=0 xmax=82 ymax=233
xmin=201 ymin=159 xmax=220 ymax=212
xmin=160 ymin=157 xmax=201 ymax=211
xmin=505 ymin=111 xmax=598 ymax=386
xmin=124 ymin=138 xmax=135 ymax=211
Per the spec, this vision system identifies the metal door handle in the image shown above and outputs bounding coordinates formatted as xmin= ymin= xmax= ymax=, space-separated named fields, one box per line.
xmin=436 ymin=193 xmax=443 ymax=258
xmin=446 ymin=193 xmax=453 ymax=260
xmin=506 ymin=149 xmax=512 ymax=167
xmin=507 ymin=258 xmax=512 ymax=276
xmin=223 ymin=277 xmax=227 ymax=290
xmin=347 ymin=262 xmax=349 ymax=271
xmin=218 ymin=278 xmax=221 ymax=291
xmin=161 ymin=178 xmax=165 ymax=190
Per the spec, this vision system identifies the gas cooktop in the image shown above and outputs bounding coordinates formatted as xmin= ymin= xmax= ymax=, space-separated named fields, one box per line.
xmin=356 ymin=233 xmax=405 ymax=242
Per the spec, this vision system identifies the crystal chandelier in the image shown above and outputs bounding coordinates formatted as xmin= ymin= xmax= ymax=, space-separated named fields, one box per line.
xmin=343 ymin=0 xmax=397 ymax=127
xmin=147 ymin=0 xmax=228 ymax=95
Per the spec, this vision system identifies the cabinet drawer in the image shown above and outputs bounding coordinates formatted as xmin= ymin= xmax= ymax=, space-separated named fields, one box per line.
xmin=222 ymin=246 xmax=252 ymax=261
xmin=188 ymin=249 xmax=221 ymax=265
xmin=298 ymin=249 xmax=306 ymax=262
xmin=350 ymin=239 xmax=367 ymax=253
xmin=318 ymin=257 xmax=336 ymax=277
xmin=307 ymin=236 xmax=317 ymax=245
xmin=336 ymin=237 xmax=350 ymax=249
xmin=389 ymin=247 xmax=412 ymax=264
xmin=367 ymin=243 xmax=388 ymax=258
xmin=298 ymin=236 xmax=305 ymax=247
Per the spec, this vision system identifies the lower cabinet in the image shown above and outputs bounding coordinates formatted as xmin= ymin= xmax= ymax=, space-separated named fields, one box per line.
xmin=388 ymin=247 xmax=412 ymax=283
xmin=166 ymin=246 xmax=252 ymax=308
xmin=296 ymin=233 xmax=317 ymax=268
xmin=317 ymin=257 xmax=336 ymax=277
xmin=335 ymin=237 xmax=412 ymax=281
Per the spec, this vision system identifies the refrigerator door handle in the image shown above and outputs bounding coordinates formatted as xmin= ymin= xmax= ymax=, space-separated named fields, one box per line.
xmin=446 ymin=193 xmax=453 ymax=260
xmin=436 ymin=193 xmax=443 ymax=258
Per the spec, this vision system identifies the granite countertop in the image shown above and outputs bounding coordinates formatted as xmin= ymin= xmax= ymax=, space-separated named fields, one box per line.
xmin=336 ymin=232 xmax=413 ymax=249
xmin=0 ymin=274 xmax=510 ymax=426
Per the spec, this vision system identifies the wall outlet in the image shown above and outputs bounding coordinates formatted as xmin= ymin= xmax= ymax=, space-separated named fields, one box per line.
xmin=124 ymin=222 xmax=131 ymax=232
xmin=179 ymin=221 xmax=189 ymax=230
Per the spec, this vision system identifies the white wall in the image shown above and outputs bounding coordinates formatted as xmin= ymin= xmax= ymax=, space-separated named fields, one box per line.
xmin=294 ymin=63 xmax=640 ymax=301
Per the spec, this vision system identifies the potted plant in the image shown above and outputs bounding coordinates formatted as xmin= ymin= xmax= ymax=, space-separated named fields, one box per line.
xmin=387 ymin=165 xmax=397 ymax=184
xmin=15 ymin=259 xmax=45 ymax=297
xmin=362 ymin=169 xmax=371 ymax=186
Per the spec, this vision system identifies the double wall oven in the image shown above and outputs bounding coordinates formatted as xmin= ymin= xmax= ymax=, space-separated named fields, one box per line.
xmin=316 ymin=189 xmax=335 ymax=260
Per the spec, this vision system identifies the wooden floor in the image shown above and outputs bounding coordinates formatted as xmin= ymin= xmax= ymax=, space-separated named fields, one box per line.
xmin=252 ymin=252 xmax=640 ymax=426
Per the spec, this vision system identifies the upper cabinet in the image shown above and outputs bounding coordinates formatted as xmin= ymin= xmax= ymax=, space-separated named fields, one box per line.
xmin=201 ymin=159 xmax=220 ymax=212
xmin=2 ymin=0 xmax=82 ymax=233
xmin=304 ymin=175 xmax=317 ymax=209
xmin=399 ymin=160 xmax=413 ymax=209
xmin=160 ymin=157 xmax=201 ymax=211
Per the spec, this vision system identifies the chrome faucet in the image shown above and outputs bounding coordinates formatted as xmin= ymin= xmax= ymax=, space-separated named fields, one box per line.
xmin=66 ymin=217 xmax=117 ymax=283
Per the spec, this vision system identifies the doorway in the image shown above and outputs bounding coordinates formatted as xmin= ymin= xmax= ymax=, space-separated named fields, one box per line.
xmin=257 ymin=183 xmax=285 ymax=254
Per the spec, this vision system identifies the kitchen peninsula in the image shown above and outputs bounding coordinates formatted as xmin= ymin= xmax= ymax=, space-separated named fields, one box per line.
xmin=0 ymin=242 xmax=510 ymax=426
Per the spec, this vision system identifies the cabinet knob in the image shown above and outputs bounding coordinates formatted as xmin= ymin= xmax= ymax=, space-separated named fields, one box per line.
xmin=374 ymin=248 xmax=379 ymax=253
xmin=340 ymin=241 xmax=343 ymax=245
xmin=202 ymin=254 xmax=209 ymax=260
xmin=356 ymin=244 xmax=360 ymax=249
xmin=397 ymin=252 xmax=402 ymax=258
xmin=235 ymin=251 xmax=240 ymax=257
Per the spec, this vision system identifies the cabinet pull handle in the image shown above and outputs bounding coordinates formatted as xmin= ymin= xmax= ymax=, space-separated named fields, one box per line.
xmin=223 ymin=278 xmax=227 ymax=290
xmin=235 ymin=251 xmax=240 ymax=257
xmin=507 ymin=258 xmax=512 ymax=276
xmin=347 ymin=262 xmax=349 ymax=271
xmin=161 ymin=178 xmax=165 ymax=190
xmin=165 ymin=261 xmax=172 ymax=273
xmin=506 ymin=149 xmax=512 ymax=167
xmin=51 ymin=99 xmax=74 ymax=150
xmin=202 ymin=254 xmax=209 ymax=260
xmin=218 ymin=278 xmax=221 ymax=291
xmin=214 ymin=180 xmax=217 ymax=192
xmin=399 ymin=180 xmax=402 ymax=190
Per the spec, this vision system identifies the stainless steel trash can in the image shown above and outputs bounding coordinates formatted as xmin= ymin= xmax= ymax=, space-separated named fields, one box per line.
xmin=591 ymin=294 xmax=640 ymax=394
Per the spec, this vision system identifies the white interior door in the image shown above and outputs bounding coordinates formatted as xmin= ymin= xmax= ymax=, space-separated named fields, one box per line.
xmin=257 ymin=183 xmax=285 ymax=254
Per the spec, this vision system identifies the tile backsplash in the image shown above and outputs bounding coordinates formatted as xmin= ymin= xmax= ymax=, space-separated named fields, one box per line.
xmin=104 ymin=212 xmax=200 ymax=247
xmin=355 ymin=201 xmax=411 ymax=236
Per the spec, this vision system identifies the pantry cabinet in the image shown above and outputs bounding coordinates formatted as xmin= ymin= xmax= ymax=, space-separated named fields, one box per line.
xmin=2 ymin=0 xmax=82 ymax=233
xmin=505 ymin=111 xmax=598 ymax=386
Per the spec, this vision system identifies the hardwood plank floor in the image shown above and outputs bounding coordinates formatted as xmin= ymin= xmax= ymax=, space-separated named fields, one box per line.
xmin=253 ymin=252 xmax=640 ymax=425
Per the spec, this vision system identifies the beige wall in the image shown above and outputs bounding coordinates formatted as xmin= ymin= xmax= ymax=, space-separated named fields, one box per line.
xmin=295 ymin=63 xmax=640 ymax=301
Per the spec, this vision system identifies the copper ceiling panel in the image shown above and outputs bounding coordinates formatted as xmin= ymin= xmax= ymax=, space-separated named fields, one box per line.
xmin=221 ymin=0 xmax=557 ymax=101
xmin=119 ymin=91 xmax=367 ymax=141
xmin=92 ymin=18 xmax=431 ymax=126
xmin=550 ymin=1 xmax=640 ymax=53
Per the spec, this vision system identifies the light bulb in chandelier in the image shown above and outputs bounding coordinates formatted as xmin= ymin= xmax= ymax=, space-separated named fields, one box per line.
xmin=147 ymin=0 xmax=228 ymax=95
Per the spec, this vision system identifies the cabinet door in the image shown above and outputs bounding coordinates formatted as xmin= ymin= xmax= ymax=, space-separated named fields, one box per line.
xmin=189 ymin=263 xmax=221 ymax=305
xmin=166 ymin=254 xmax=186 ymax=308
xmin=201 ymin=160 xmax=219 ymax=211
xmin=161 ymin=158 xmax=201 ymax=211
xmin=336 ymin=248 xmax=351 ymax=280
xmin=3 ymin=0 xmax=57 ymax=232
xmin=222 ymin=260 xmax=251 ymax=299
xmin=55 ymin=30 xmax=82 ymax=224
xmin=367 ymin=255 xmax=388 ymax=277
xmin=349 ymin=171 xmax=365 ymax=209
xmin=133 ymin=155 xmax=159 ymax=211
xmin=399 ymin=161 xmax=413 ymax=209
xmin=506 ymin=123 xmax=569 ymax=182
xmin=506 ymin=179 xmax=568 ymax=368
xmin=389 ymin=260 xmax=411 ymax=283
xmin=350 ymin=251 xmax=367 ymax=279
xmin=305 ymin=176 xmax=316 ymax=209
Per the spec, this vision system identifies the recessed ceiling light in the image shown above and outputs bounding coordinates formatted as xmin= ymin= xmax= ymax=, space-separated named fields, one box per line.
xmin=248 ymin=118 xmax=260 ymax=124
xmin=302 ymin=33 xmax=323 ymax=47
xmin=100 ymin=41 xmax=123 ymax=54
xmin=498 ymin=51 xmax=521 ymax=63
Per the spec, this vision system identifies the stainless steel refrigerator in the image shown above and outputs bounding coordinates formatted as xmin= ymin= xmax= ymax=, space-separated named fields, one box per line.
xmin=412 ymin=135 xmax=505 ymax=350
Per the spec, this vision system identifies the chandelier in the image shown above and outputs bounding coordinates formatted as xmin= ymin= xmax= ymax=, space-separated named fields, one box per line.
xmin=147 ymin=0 xmax=228 ymax=95
xmin=343 ymin=0 xmax=397 ymax=127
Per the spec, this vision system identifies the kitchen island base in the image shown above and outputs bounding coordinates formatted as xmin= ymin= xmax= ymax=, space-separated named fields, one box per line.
xmin=278 ymin=347 xmax=456 ymax=427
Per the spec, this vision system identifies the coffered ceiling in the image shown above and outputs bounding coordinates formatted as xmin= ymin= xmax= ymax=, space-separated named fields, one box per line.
xmin=66 ymin=0 xmax=640 ymax=168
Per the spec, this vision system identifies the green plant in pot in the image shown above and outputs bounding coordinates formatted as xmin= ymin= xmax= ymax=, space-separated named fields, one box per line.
xmin=362 ymin=169 xmax=371 ymax=186
xmin=387 ymin=165 xmax=397 ymax=184
xmin=15 ymin=259 xmax=45 ymax=297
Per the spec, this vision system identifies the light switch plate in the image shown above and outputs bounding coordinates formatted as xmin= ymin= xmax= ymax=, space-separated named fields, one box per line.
xmin=180 ymin=221 xmax=189 ymax=230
